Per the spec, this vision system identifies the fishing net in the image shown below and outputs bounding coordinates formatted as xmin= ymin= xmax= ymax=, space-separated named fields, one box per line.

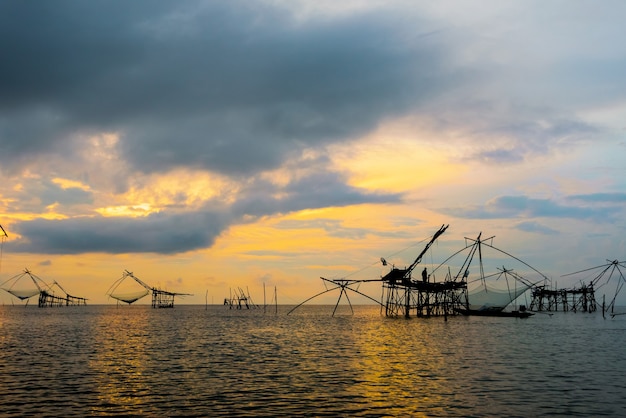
xmin=109 ymin=289 xmax=149 ymax=304
xmin=467 ymin=283 xmax=530 ymax=311
xmin=2 ymin=288 xmax=40 ymax=300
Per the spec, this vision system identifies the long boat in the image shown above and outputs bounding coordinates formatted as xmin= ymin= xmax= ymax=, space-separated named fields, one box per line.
xmin=454 ymin=306 xmax=533 ymax=318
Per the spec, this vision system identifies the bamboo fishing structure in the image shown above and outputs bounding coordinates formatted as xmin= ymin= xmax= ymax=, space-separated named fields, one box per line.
xmin=0 ymin=225 xmax=7 ymax=276
xmin=107 ymin=270 xmax=192 ymax=308
xmin=224 ymin=286 xmax=259 ymax=309
xmin=380 ymin=224 xmax=467 ymax=317
xmin=289 ymin=225 xmax=469 ymax=317
xmin=1 ymin=269 xmax=87 ymax=307
xmin=530 ymin=259 xmax=625 ymax=316
xmin=529 ymin=284 xmax=596 ymax=313
xmin=290 ymin=225 xmax=549 ymax=318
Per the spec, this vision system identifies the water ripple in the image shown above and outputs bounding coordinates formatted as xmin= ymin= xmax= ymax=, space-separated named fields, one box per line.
xmin=1 ymin=305 xmax=626 ymax=416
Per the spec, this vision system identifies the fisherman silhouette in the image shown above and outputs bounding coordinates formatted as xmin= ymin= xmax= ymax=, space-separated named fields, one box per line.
xmin=422 ymin=267 xmax=428 ymax=282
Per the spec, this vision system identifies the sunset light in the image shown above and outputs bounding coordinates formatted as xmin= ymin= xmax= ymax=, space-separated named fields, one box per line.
xmin=0 ymin=1 xmax=625 ymax=307
xmin=2 ymin=3 xmax=626 ymax=417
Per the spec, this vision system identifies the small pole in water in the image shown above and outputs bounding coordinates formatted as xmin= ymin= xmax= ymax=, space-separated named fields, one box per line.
xmin=205 ymin=289 xmax=208 ymax=311
xmin=274 ymin=286 xmax=278 ymax=315
xmin=264 ymin=282 xmax=266 ymax=314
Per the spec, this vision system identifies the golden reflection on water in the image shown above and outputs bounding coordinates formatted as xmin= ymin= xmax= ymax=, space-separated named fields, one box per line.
xmin=2 ymin=305 xmax=626 ymax=416
xmin=348 ymin=318 xmax=450 ymax=416
xmin=90 ymin=306 xmax=152 ymax=413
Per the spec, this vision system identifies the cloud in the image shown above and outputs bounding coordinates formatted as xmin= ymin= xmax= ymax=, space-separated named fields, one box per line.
xmin=9 ymin=211 xmax=227 ymax=255
xmin=568 ymin=192 xmax=626 ymax=204
xmin=514 ymin=221 xmax=559 ymax=236
xmin=1 ymin=177 xmax=94 ymax=215
xmin=459 ymin=117 xmax=598 ymax=164
xmin=274 ymin=218 xmax=414 ymax=240
xmin=0 ymin=1 xmax=449 ymax=180
xmin=2 ymin=0 xmax=626 ymax=261
xmin=275 ymin=219 xmax=372 ymax=240
xmin=2 ymin=1 xmax=620 ymax=185
xmin=440 ymin=195 xmax=621 ymax=222
xmin=39 ymin=184 xmax=93 ymax=208
xmin=7 ymin=168 xmax=401 ymax=254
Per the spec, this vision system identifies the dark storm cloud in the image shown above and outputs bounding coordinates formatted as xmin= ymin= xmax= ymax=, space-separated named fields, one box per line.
xmin=0 ymin=1 xmax=447 ymax=177
xmin=7 ymin=169 xmax=401 ymax=254
xmin=9 ymin=211 xmax=227 ymax=255
xmin=1 ymin=1 xmax=607 ymax=177
xmin=231 ymin=170 xmax=402 ymax=219
xmin=39 ymin=184 xmax=93 ymax=208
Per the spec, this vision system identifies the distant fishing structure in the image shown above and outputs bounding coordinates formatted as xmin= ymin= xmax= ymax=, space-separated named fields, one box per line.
xmin=529 ymin=283 xmax=597 ymax=313
xmin=263 ymin=283 xmax=279 ymax=315
xmin=0 ymin=268 xmax=87 ymax=307
xmin=224 ymin=286 xmax=259 ymax=309
xmin=0 ymin=224 xmax=7 ymax=275
xmin=288 ymin=276 xmax=383 ymax=317
xmin=530 ymin=259 xmax=626 ymax=318
xmin=107 ymin=270 xmax=192 ymax=308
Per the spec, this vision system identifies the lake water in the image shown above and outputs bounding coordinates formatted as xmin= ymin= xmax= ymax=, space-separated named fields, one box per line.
xmin=1 ymin=304 xmax=625 ymax=417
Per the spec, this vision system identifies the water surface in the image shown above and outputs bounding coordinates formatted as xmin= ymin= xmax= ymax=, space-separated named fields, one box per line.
xmin=1 ymin=305 xmax=625 ymax=416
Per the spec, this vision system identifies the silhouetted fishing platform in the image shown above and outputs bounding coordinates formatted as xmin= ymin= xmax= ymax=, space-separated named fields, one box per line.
xmin=290 ymin=225 xmax=550 ymax=319
xmin=1 ymin=269 xmax=87 ymax=307
xmin=224 ymin=287 xmax=259 ymax=309
xmin=530 ymin=259 xmax=626 ymax=317
xmin=529 ymin=283 xmax=596 ymax=313
xmin=381 ymin=224 xmax=468 ymax=317
xmin=382 ymin=276 xmax=467 ymax=317
xmin=107 ymin=270 xmax=192 ymax=308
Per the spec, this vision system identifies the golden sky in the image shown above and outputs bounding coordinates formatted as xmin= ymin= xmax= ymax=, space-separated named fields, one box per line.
xmin=1 ymin=1 xmax=626 ymax=306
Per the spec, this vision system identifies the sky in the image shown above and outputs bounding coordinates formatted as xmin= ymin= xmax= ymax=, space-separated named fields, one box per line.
xmin=1 ymin=0 xmax=626 ymax=307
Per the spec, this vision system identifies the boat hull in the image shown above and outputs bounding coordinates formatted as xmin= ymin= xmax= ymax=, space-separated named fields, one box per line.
xmin=455 ymin=308 xmax=533 ymax=318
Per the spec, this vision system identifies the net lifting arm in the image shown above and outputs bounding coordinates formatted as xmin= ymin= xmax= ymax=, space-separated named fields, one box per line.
xmin=124 ymin=270 xmax=153 ymax=291
xmin=405 ymin=224 xmax=449 ymax=276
